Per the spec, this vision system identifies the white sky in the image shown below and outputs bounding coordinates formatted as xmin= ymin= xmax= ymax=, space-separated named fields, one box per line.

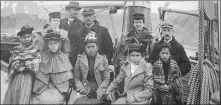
xmin=33 ymin=1 xmax=198 ymax=13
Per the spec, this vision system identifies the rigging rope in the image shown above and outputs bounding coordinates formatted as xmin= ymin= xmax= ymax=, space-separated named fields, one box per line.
xmin=187 ymin=1 xmax=205 ymax=104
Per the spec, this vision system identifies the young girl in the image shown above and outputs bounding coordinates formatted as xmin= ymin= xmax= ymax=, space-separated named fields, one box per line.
xmin=3 ymin=25 xmax=41 ymax=104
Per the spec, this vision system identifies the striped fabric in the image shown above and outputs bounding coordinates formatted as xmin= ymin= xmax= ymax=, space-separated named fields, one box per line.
xmin=152 ymin=58 xmax=183 ymax=104
xmin=3 ymin=43 xmax=41 ymax=104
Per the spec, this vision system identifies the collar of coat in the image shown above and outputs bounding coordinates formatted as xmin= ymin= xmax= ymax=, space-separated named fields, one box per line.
xmin=122 ymin=59 xmax=152 ymax=78
xmin=82 ymin=20 xmax=99 ymax=28
xmin=78 ymin=52 xmax=104 ymax=70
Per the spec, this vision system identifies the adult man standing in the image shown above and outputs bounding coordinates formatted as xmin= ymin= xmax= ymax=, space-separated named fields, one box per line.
xmin=59 ymin=2 xmax=83 ymax=67
xmin=71 ymin=8 xmax=114 ymax=66
xmin=59 ymin=1 xmax=83 ymax=33
xmin=149 ymin=20 xmax=191 ymax=76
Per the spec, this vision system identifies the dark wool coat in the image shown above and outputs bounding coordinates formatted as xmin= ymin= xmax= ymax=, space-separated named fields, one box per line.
xmin=69 ymin=20 xmax=114 ymax=67
xmin=148 ymin=36 xmax=191 ymax=76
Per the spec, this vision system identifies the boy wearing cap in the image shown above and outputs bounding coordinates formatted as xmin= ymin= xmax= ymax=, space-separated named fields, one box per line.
xmin=149 ymin=20 xmax=191 ymax=76
xmin=117 ymin=13 xmax=154 ymax=71
xmin=43 ymin=12 xmax=70 ymax=54
xmin=71 ymin=8 xmax=114 ymax=68
xmin=73 ymin=31 xmax=110 ymax=104
xmin=106 ymin=42 xmax=153 ymax=104
xmin=152 ymin=42 xmax=182 ymax=105
xmin=4 ymin=25 xmax=41 ymax=104
xmin=32 ymin=31 xmax=73 ymax=104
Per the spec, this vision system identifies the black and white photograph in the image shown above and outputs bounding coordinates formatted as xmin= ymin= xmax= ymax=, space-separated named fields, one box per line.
xmin=1 ymin=1 xmax=220 ymax=104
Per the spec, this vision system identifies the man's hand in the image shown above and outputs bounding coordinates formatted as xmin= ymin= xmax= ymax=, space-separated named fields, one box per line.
xmin=106 ymin=94 xmax=113 ymax=101
xmin=97 ymin=89 xmax=105 ymax=100
xmin=78 ymin=88 xmax=88 ymax=95
xmin=160 ymin=84 xmax=169 ymax=92
xmin=126 ymin=96 xmax=136 ymax=104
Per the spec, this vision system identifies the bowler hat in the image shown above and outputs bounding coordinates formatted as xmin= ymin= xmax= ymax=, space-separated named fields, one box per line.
xmin=44 ymin=31 xmax=61 ymax=40
xmin=65 ymin=2 xmax=81 ymax=11
xmin=17 ymin=25 xmax=34 ymax=36
xmin=49 ymin=12 xmax=61 ymax=18
xmin=132 ymin=13 xmax=145 ymax=20
xmin=161 ymin=20 xmax=173 ymax=29
xmin=82 ymin=8 xmax=95 ymax=16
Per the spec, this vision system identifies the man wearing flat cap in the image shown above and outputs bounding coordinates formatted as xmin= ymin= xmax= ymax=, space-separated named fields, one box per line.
xmin=73 ymin=31 xmax=110 ymax=104
xmin=149 ymin=20 xmax=191 ymax=76
xmin=117 ymin=13 xmax=154 ymax=70
xmin=43 ymin=12 xmax=70 ymax=54
xmin=70 ymin=8 xmax=114 ymax=68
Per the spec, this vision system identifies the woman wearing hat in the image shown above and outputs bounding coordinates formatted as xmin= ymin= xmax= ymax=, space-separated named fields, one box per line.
xmin=31 ymin=31 xmax=73 ymax=104
xmin=152 ymin=42 xmax=182 ymax=105
xmin=43 ymin=12 xmax=70 ymax=54
xmin=4 ymin=25 xmax=41 ymax=104
xmin=106 ymin=41 xmax=153 ymax=104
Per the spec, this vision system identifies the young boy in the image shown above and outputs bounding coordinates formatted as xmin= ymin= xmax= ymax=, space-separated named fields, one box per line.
xmin=152 ymin=42 xmax=183 ymax=105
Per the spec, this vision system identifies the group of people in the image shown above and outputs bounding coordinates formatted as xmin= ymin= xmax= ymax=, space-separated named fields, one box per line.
xmin=3 ymin=1 xmax=191 ymax=105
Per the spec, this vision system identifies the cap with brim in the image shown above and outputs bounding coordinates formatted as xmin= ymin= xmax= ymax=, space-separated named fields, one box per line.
xmin=49 ymin=12 xmax=61 ymax=18
xmin=161 ymin=20 xmax=173 ymax=29
xmin=84 ymin=39 xmax=97 ymax=43
xmin=127 ymin=43 xmax=143 ymax=51
xmin=65 ymin=2 xmax=81 ymax=11
xmin=44 ymin=32 xmax=61 ymax=40
xmin=82 ymin=8 xmax=95 ymax=16
xmin=132 ymin=13 xmax=145 ymax=20
xmin=17 ymin=25 xmax=34 ymax=36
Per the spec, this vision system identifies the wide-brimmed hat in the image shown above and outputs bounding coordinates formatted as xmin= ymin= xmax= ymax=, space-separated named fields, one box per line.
xmin=84 ymin=30 xmax=98 ymax=43
xmin=161 ymin=20 xmax=173 ymax=29
xmin=44 ymin=31 xmax=61 ymax=40
xmin=17 ymin=25 xmax=34 ymax=36
xmin=82 ymin=8 xmax=95 ymax=16
xmin=49 ymin=12 xmax=61 ymax=18
xmin=65 ymin=2 xmax=81 ymax=11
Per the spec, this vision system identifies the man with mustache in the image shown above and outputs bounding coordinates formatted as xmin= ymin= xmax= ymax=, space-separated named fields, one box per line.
xmin=71 ymin=8 xmax=114 ymax=67
xmin=148 ymin=20 xmax=191 ymax=76
xmin=59 ymin=2 xmax=83 ymax=67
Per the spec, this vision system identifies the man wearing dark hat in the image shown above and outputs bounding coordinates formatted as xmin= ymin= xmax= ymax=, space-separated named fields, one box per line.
xmin=149 ymin=20 xmax=191 ymax=76
xmin=70 ymin=8 xmax=114 ymax=68
xmin=59 ymin=1 xmax=83 ymax=33
xmin=32 ymin=31 xmax=73 ymax=104
xmin=116 ymin=13 xmax=154 ymax=71
xmin=73 ymin=31 xmax=110 ymax=104
xmin=43 ymin=12 xmax=70 ymax=53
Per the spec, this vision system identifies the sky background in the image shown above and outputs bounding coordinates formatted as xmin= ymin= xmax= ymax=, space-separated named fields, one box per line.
xmin=1 ymin=1 xmax=198 ymax=14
